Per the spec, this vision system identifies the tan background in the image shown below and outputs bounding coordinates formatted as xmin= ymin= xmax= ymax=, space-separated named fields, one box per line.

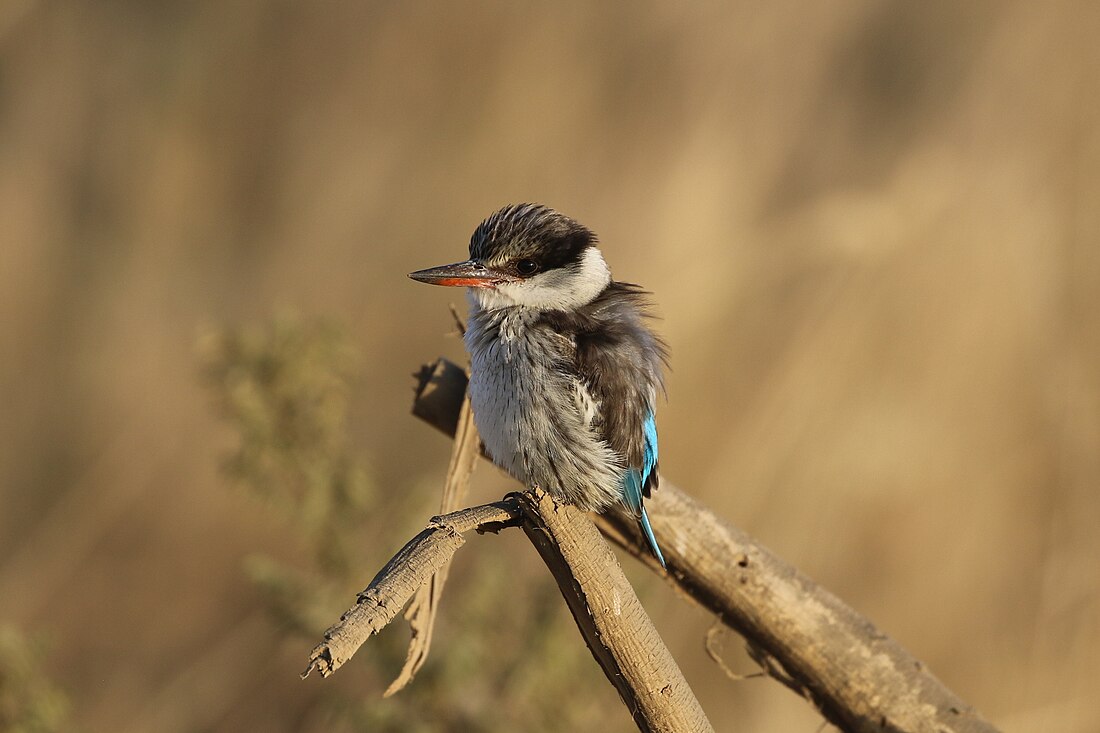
xmin=1 ymin=1 xmax=1098 ymax=731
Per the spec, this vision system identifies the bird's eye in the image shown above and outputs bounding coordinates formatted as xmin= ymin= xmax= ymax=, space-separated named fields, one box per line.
xmin=515 ymin=259 xmax=539 ymax=276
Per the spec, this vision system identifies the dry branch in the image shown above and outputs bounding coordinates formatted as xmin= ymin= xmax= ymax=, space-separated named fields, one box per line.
xmin=412 ymin=357 xmax=1002 ymax=733
xmin=518 ymin=489 xmax=713 ymax=733
xmin=384 ymin=387 xmax=480 ymax=696
xmin=302 ymin=501 xmax=520 ymax=679
xmin=304 ymin=488 xmax=713 ymax=732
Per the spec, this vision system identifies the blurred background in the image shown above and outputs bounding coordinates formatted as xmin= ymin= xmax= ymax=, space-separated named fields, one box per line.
xmin=2 ymin=1 xmax=1098 ymax=731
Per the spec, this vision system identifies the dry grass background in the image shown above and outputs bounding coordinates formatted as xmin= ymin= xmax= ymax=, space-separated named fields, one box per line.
xmin=2 ymin=1 xmax=1098 ymax=731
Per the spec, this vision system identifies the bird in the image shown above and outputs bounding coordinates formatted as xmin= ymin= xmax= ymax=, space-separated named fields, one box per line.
xmin=409 ymin=204 xmax=669 ymax=568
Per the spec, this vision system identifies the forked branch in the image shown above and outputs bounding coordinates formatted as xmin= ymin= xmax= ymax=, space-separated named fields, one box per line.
xmin=304 ymin=490 xmax=713 ymax=733
xmin=302 ymin=501 xmax=520 ymax=679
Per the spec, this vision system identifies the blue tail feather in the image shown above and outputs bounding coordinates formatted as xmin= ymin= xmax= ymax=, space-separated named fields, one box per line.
xmin=639 ymin=506 xmax=666 ymax=569
xmin=623 ymin=465 xmax=666 ymax=568
xmin=622 ymin=467 xmax=645 ymax=512
xmin=619 ymin=410 xmax=665 ymax=567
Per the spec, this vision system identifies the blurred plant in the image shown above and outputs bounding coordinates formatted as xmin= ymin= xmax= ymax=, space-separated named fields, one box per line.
xmin=200 ymin=312 xmax=627 ymax=733
xmin=0 ymin=625 xmax=69 ymax=733
xmin=200 ymin=311 xmax=377 ymax=635
xmin=200 ymin=310 xmax=368 ymax=576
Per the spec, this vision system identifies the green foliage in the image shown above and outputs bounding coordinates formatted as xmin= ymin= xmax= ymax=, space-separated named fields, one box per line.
xmin=200 ymin=311 xmax=370 ymax=578
xmin=0 ymin=626 xmax=69 ymax=733
xmin=201 ymin=312 xmax=628 ymax=732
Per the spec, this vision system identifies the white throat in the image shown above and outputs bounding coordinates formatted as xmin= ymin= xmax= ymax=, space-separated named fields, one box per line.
xmin=469 ymin=246 xmax=611 ymax=312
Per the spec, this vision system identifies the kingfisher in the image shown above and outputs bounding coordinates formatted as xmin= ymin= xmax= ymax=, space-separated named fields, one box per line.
xmin=409 ymin=204 xmax=668 ymax=567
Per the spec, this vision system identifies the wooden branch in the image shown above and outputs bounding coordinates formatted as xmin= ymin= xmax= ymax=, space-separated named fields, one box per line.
xmin=302 ymin=501 xmax=521 ymax=679
xmin=303 ymin=488 xmax=713 ymax=732
xmin=412 ymin=357 xmax=1002 ymax=733
xmin=384 ymin=389 xmax=480 ymax=696
xmin=518 ymin=488 xmax=713 ymax=733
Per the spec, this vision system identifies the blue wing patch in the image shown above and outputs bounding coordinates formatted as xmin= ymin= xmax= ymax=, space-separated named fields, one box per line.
xmin=622 ymin=411 xmax=666 ymax=568
xmin=642 ymin=409 xmax=658 ymax=485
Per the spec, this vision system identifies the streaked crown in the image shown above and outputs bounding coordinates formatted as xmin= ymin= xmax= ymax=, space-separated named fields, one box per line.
xmin=470 ymin=204 xmax=596 ymax=272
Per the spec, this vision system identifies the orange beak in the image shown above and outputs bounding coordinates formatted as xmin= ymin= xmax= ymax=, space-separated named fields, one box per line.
xmin=408 ymin=260 xmax=514 ymax=288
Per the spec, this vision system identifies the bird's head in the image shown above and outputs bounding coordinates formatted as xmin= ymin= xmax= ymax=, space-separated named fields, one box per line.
xmin=409 ymin=204 xmax=611 ymax=311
